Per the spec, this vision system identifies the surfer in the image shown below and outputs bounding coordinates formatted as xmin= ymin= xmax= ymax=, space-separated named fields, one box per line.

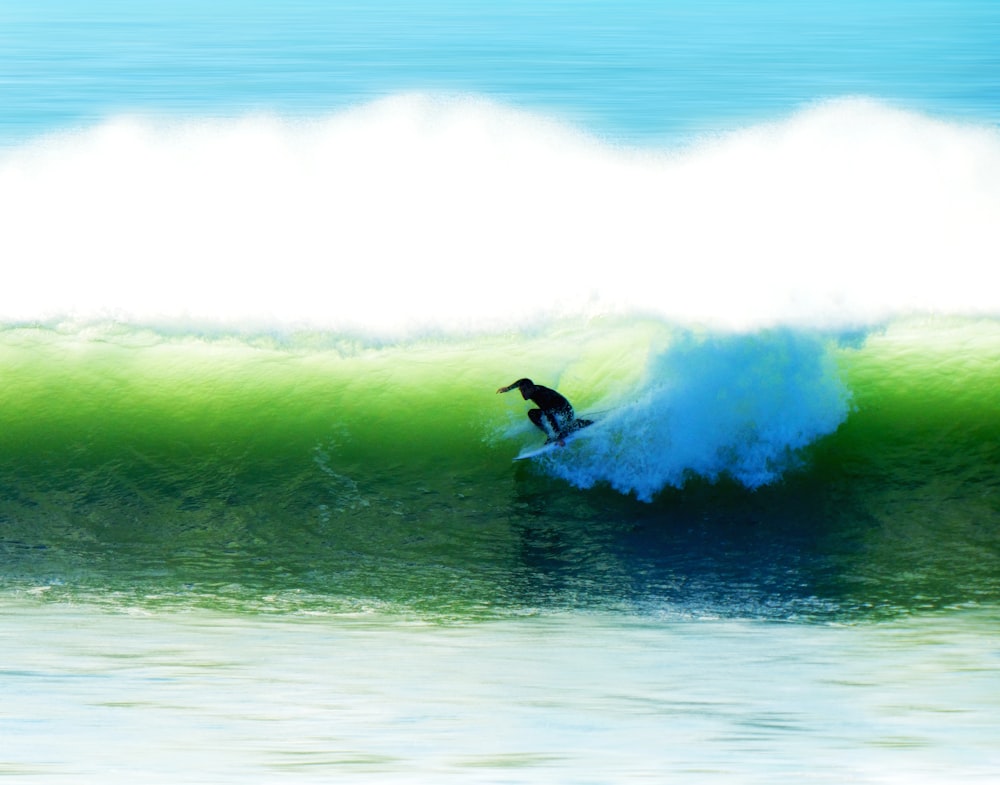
xmin=496 ymin=378 xmax=591 ymax=444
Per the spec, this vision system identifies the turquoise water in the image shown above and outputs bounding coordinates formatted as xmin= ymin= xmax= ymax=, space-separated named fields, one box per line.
xmin=2 ymin=1 xmax=999 ymax=781
xmin=3 ymin=0 xmax=999 ymax=143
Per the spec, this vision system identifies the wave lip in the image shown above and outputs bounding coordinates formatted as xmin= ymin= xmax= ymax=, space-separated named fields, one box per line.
xmin=2 ymin=95 xmax=998 ymax=336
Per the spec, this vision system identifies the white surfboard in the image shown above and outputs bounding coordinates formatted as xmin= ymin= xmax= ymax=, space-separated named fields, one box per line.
xmin=513 ymin=419 xmax=595 ymax=461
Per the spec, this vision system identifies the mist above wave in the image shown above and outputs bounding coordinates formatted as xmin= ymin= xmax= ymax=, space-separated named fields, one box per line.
xmin=2 ymin=94 xmax=997 ymax=335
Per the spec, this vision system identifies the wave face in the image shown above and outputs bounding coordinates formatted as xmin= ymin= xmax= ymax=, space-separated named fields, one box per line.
xmin=2 ymin=97 xmax=999 ymax=618
xmin=1 ymin=316 xmax=998 ymax=619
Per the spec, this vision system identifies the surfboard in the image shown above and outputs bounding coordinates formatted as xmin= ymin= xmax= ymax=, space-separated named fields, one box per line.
xmin=513 ymin=419 xmax=595 ymax=461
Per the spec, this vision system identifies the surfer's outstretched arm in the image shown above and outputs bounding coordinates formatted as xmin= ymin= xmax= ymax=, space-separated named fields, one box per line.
xmin=497 ymin=378 xmax=534 ymax=396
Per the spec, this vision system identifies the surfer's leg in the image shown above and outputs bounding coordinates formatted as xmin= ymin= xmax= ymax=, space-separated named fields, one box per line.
xmin=547 ymin=405 xmax=575 ymax=437
xmin=528 ymin=408 xmax=552 ymax=437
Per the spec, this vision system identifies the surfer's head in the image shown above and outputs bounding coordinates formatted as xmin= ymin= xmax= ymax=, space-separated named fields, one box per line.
xmin=496 ymin=378 xmax=536 ymax=399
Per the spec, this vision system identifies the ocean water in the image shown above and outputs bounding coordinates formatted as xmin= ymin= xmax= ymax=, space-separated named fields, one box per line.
xmin=2 ymin=1 xmax=1000 ymax=782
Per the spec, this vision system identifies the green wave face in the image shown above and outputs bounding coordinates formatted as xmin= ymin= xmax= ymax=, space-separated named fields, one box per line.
xmin=1 ymin=318 xmax=998 ymax=619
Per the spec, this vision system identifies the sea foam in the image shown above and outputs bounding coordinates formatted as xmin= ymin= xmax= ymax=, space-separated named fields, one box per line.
xmin=547 ymin=328 xmax=851 ymax=499
xmin=2 ymin=94 xmax=998 ymax=336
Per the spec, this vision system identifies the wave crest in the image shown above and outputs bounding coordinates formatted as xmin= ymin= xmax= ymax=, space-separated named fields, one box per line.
xmin=2 ymin=95 xmax=998 ymax=334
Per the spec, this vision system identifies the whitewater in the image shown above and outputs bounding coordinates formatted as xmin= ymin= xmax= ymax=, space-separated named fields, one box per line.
xmin=3 ymin=95 xmax=998 ymax=333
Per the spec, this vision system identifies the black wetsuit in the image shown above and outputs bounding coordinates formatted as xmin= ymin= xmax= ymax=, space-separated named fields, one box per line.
xmin=498 ymin=378 xmax=589 ymax=441
xmin=522 ymin=383 xmax=575 ymax=438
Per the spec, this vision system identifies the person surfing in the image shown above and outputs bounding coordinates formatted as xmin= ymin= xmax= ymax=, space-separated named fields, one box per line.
xmin=496 ymin=378 xmax=592 ymax=446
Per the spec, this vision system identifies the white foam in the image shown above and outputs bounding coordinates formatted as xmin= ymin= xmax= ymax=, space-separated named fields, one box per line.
xmin=547 ymin=329 xmax=851 ymax=499
xmin=2 ymin=94 xmax=998 ymax=334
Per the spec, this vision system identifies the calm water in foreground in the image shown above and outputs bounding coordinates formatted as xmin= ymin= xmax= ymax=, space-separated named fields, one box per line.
xmin=3 ymin=601 xmax=998 ymax=784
